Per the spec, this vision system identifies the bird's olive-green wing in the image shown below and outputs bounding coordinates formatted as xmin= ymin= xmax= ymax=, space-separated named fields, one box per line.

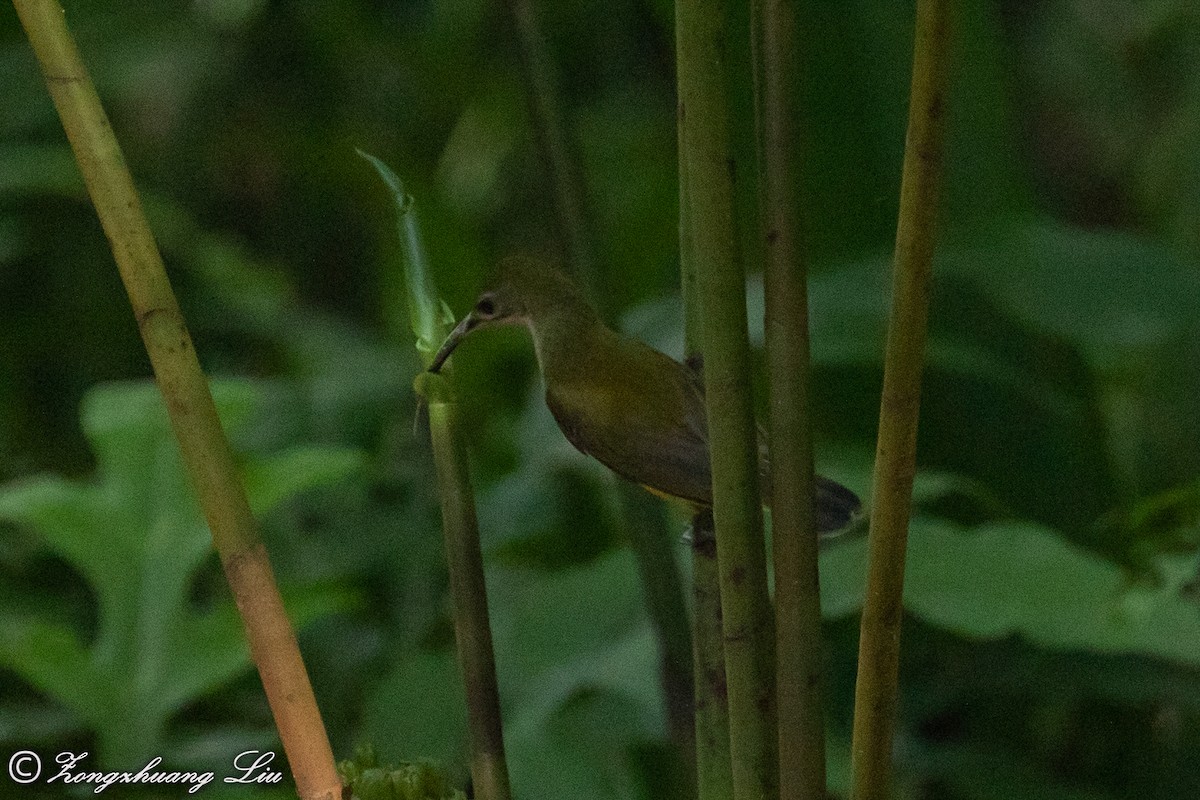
xmin=545 ymin=349 xmax=861 ymax=529
xmin=545 ymin=359 xmax=714 ymax=506
xmin=547 ymin=396 xmax=714 ymax=505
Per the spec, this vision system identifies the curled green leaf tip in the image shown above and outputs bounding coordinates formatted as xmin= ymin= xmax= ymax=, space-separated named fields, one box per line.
xmin=357 ymin=149 xmax=413 ymax=214
xmin=438 ymin=299 xmax=456 ymax=327
xmin=415 ymin=333 xmax=438 ymax=355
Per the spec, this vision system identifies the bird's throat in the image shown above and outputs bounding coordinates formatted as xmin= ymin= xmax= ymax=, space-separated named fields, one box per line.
xmin=524 ymin=299 xmax=610 ymax=387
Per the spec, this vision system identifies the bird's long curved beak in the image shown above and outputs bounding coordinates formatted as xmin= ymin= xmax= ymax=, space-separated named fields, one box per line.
xmin=428 ymin=313 xmax=476 ymax=373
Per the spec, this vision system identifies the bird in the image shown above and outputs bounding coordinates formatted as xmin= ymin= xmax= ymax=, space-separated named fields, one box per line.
xmin=428 ymin=257 xmax=861 ymax=533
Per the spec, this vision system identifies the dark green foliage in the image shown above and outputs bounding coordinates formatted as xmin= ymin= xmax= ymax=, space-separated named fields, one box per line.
xmin=340 ymin=744 xmax=467 ymax=800
xmin=0 ymin=381 xmax=363 ymax=768
xmin=4 ymin=1 xmax=1200 ymax=798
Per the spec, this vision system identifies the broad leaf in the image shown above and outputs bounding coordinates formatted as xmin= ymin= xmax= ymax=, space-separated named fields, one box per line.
xmin=0 ymin=379 xmax=364 ymax=767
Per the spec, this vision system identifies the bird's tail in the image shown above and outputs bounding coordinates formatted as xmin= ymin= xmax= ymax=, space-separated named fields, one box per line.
xmin=814 ymin=476 xmax=862 ymax=534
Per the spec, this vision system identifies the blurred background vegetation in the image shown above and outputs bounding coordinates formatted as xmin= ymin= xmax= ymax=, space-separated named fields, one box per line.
xmin=2 ymin=0 xmax=1200 ymax=798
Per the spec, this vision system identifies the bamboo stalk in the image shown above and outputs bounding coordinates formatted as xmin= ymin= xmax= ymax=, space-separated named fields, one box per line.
xmin=678 ymin=20 xmax=732 ymax=796
xmin=12 ymin=2 xmax=339 ymax=797
xmin=360 ymin=153 xmax=513 ymax=800
xmin=689 ymin=511 xmax=734 ymax=799
xmin=677 ymin=0 xmax=779 ymax=797
xmin=849 ymin=1 xmax=953 ymax=798
xmin=426 ymin=403 xmax=512 ymax=800
xmin=751 ymin=2 xmax=827 ymax=798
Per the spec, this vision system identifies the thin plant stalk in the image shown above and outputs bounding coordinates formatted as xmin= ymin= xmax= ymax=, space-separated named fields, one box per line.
xmin=505 ymin=0 xmax=599 ymax=304
xmin=426 ymin=405 xmax=511 ymax=800
xmin=13 ymin=2 xmax=339 ymax=797
xmin=689 ymin=511 xmax=734 ymax=800
xmin=849 ymin=1 xmax=953 ymax=798
xmin=360 ymin=153 xmax=513 ymax=800
xmin=677 ymin=0 xmax=779 ymax=798
xmin=678 ymin=17 xmax=732 ymax=797
xmin=622 ymin=487 xmax=698 ymax=784
xmin=751 ymin=1 xmax=827 ymax=797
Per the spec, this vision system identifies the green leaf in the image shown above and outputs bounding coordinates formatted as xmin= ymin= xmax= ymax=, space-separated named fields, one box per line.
xmin=363 ymin=550 xmax=667 ymax=798
xmin=0 ymin=144 xmax=85 ymax=197
xmin=339 ymin=743 xmax=467 ymax=800
xmin=361 ymin=650 xmax=469 ymax=775
xmin=943 ymin=221 xmax=1200 ymax=368
xmin=820 ymin=517 xmax=1200 ymax=669
xmin=0 ymin=379 xmax=364 ymax=767
xmin=506 ymin=688 xmax=652 ymax=800
xmin=0 ymin=615 xmax=108 ymax=728
xmin=906 ymin=521 xmax=1200 ymax=666
xmin=158 ymin=600 xmax=251 ymax=716
xmin=491 ymin=551 xmax=664 ymax=800
xmin=242 ymin=445 xmax=365 ymax=517
xmin=359 ymin=150 xmax=442 ymax=350
xmin=160 ymin=582 xmax=359 ymax=718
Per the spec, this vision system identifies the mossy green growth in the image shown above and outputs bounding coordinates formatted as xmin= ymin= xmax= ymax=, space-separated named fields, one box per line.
xmin=338 ymin=744 xmax=466 ymax=800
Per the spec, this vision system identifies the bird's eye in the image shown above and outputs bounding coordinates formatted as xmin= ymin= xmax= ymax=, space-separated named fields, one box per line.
xmin=475 ymin=295 xmax=497 ymax=318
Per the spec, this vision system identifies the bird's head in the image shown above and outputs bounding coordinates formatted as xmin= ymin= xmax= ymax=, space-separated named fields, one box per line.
xmin=428 ymin=257 xmax=585 ymax=373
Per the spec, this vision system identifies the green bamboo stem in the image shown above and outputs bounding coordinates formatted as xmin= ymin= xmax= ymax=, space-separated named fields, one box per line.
xmin=678 ymin=20 xmax=732 ymax=797
xmin=677 ymin=0 xmax=779 ymax=798
xmin=13 ymin=2 xmax=339 ymax=797
xmin=689 ymin=511 xmax=734 ymax=799
xmin=751 ymin=1 xmax=827 ymax=797
xmin=678 ymin=116 xmax=704 ymax=367
xmin=849 ymin=1 xmax=953 ymax=798
xmin=426 ymin=402 xmax=512 ymax=800
xmin=360 ymin=154 xmax=513 ymax=800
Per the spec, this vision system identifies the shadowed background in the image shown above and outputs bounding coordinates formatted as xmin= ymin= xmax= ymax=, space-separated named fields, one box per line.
xmin=2 ymin=1 xmax=1200 ymax=798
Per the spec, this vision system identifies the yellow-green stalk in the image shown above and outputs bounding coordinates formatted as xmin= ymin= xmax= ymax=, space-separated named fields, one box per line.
xmin=13 ymin=1 xmax=339 ymax=797
xmin=677 ymin=0 xmax=779 ymax=798
xmin=751 ymin=0 xmax=827 ymax=796
xmin=849 ymin=1 xmax=953 ymax=798
xmin=359 ymin=153 xmax=512 ymax=800
xmin=677 ymin=3 xmax=733 ymax=797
